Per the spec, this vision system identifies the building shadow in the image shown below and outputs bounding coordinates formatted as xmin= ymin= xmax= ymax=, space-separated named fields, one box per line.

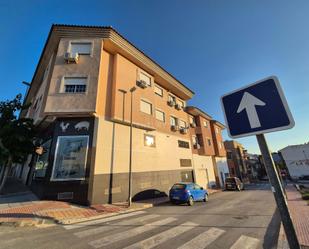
xmin=132 ymin=189 xmax=167 ymax=202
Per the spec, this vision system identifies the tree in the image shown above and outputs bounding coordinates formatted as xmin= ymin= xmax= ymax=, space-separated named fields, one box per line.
xmin=0 ymin=94 xmax=36 ymax=193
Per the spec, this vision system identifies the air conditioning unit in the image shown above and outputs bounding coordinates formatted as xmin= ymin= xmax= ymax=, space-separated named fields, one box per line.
xmin=175 ymin=103 xmax=182 ymax=110
xmin=180 ymin=128 xmax=188 ymax=134
xmin=64 ymin=52 xmax=79 ymax=64
xmin=137 ymin=80 xmax=148 ymax=89
xmin=190 ymin=123 xmax=196 ymax=128
xmin=194 ymin=144 xmax=201 ymax=149
xmin=167 ymin=100 xmax=176 ymax=107
xmin=171 ymin=125 xmax=179 ymax=131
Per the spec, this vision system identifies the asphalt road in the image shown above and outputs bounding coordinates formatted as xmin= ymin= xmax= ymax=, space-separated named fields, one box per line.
xmin=0 ymin=183 xmax=280 ymax=249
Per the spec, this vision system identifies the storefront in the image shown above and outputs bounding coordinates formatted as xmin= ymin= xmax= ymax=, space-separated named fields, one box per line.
xmin=30 ymin=117 xmax=94 ymax=205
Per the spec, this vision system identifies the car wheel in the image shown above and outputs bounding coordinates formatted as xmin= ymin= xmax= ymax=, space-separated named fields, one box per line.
xmin=188 ymin=196 xmax=194 ymax=206
xmin=203 ymin=194 xmax=209 ymax=202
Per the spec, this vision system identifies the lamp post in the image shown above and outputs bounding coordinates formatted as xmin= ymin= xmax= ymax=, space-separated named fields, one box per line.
xmin=128 ymin=86 xmax=136 ymax=207
xmin=118 ymin=89 xmax=127 ymax=121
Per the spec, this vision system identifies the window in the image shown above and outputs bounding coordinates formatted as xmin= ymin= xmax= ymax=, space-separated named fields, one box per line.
xmin=203 ymin=121 xmax=208 ymax=128
xmin=154 ymin=85 xmax=163 ymax=97
xmin=63 ymin=77 xmax=87 ymax=93
xmin=51 ymin=136 xmax=89 ymax=181
xmin=139 ymin=72 xmax=151 ymax=86
xmin=170 ymin=116 xmax=177 ymax=126
xmin=197 ymin=134 xmax=204 ymax=146
xmin=144 ymin=134 xmax=155 ymax=147
xmin=155 ymin=109 xmax=165 ymax=122
xmin=140 ymin=100 xmax=152 ymax=115
xmin=34 ymin=139 xmax=52 ymax=178
xmin=177 ymin=100 xmax=184 ymax=108
xmin=178 ymin=120 xmax=186 ymax=128
xmin=180 ymin=159 xmax=192 ymax=167
xmin=178 ymin=140 xmax=190 ymax=148
xmin=207 ymin=138 xmax=211 ymax=146
xmin=168 ymin=95 xmax=176 ymax=103
xmin=70 ymin=42 xmax=92 ymax=55
xmin=227 ymin=152 xmax=233 ymax=159
xmin=192 ymin=136 xmax=198 ymax=145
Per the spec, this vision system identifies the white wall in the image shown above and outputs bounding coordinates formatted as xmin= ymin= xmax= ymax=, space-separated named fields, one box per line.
xmin=215 ymin=157 xmax=229 ymax=187
xmin=280 ymin=144 xmax=309 ymax=179
xmin=192 ymin=154 xmax=216 ymax=189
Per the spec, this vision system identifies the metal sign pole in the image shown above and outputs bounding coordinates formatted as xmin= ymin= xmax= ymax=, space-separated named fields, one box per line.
xmin=256 ymin=134 xmax=300 ymax=249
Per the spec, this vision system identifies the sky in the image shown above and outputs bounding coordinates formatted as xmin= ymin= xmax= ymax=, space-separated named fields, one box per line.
xmin=0 ymin=0 xmax=308 ymax=154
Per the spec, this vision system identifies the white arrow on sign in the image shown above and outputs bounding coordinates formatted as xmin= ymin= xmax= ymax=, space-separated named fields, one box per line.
xmin=237 ymin=92 xmax=266 ymax=128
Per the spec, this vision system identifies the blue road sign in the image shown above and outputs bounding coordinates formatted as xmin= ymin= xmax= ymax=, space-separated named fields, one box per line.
xmin=221 ymin=76 xmax=295 ymax=138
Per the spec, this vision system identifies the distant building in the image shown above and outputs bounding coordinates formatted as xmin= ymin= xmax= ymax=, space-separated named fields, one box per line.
xmin=224 ymin=140 xmax=248 ymax=182
xmin=246 ymin=153 xmax=264 ymax=180
xmin=279 ymin=143 xmax=309 ymax=180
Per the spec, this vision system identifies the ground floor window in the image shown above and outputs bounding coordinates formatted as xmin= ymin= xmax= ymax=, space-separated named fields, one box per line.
xmin=51 ymin=135 xmax=89 ymax=181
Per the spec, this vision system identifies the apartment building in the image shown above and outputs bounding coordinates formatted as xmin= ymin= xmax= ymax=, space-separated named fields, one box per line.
xmin=224 ymin=140 xmax=248 ymax=182
xmin=186 ymin=107 xmax=229 ymax=189
xmin=20 ymin=24 xmax=227 ymax=205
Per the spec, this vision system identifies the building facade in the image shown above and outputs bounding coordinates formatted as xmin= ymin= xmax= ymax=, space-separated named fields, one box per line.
xmin=224 ymin=140 xmax=249 ymax=182
xmin=279 ymin=143 xmax=309 ymax=180
xmin=19 ymin=24 xmax=227 ymax=205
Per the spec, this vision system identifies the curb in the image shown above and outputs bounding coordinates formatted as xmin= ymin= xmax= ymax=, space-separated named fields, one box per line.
xmin=59 ymin=202 xmax=161 ymax=225
xmin=0 ymin=190 xmax=220 ymax=227
xmin=0 ymin=218 xmax=56 ymax=228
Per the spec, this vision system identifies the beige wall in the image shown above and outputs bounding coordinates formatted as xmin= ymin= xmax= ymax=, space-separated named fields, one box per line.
xmin=89 ymin=116 xmax=194 ymax=203
xmin=93 ymin=117 xmax=193 ymax=175
xmin=192 ymin=154 xmax=216 ymax=189
xmin=44 ymin=38 xmax=103 ymax=114
xmin=110 ymin=53 xmax=190 ymax=137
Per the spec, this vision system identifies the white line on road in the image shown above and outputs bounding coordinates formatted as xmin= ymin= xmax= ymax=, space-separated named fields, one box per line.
xmin=230 ymin=235 xmax=260 ymax=249
xmin=74 ymin=214 xmax=160 ymax=238
xmin=176 ymin=227 xmax=226 ymax=249
xmin=63 ymin=211 xmax=147 ymax=230
xmin=123 ymin=222 xmax=198 ymax=249
xmin=89 ymin=217 xmax=177 ymax=248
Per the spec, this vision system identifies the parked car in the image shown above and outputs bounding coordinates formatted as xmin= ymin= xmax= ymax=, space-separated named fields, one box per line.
xmin=169 ymin=182 xmax=209 ymax=206
xmin=225 ymin=177 xmax=244 ymax=191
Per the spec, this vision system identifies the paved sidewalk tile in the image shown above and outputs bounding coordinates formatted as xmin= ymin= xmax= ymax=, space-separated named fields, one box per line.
xmin=285 ymin=185 xmax=309 ymax=247
xmin=277 ymin=185 xmax=309 ymax=248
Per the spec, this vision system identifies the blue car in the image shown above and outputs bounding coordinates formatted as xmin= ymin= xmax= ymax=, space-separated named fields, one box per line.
xmin=169 ymin=182 xmax=209 ymax=206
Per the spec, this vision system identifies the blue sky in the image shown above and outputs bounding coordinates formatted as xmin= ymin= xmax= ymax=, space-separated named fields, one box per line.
xmin=0 ymin=0 xmax=308 ymax=153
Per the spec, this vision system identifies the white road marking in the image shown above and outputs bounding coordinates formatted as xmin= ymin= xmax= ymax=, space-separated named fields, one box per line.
xmin=74 ymin=214 xmax=160 ymax=238
xmin=230 ymin=235 xmax=260 ymax=249
xmin=89 ymin=217 xmax=177 ymax=248
xmin=63 ymin=211 xmax=147 ymax=230
xmin=123 ymin=222 xmax=198 ymax=249
xmin=177 ymin=227 xmax=225 ymax=249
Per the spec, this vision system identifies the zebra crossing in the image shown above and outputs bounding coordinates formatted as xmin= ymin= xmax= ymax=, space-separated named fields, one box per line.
xmin=64 ymin=211 xmax=262 ymax=249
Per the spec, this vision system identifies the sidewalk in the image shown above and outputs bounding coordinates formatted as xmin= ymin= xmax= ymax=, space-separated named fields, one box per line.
xmin=0 ymin=181 xmax=221 ymax=227
xmin=277 ymin=184 xmax=309 ymax=249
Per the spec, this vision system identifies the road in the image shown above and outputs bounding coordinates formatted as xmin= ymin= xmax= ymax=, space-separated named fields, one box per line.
xmin=0 ymin=183 xmax=280 ymax=249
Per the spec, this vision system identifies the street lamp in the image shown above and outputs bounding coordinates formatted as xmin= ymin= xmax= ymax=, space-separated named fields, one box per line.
xmin=128 ymin=86 xmax=136 ymax=207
